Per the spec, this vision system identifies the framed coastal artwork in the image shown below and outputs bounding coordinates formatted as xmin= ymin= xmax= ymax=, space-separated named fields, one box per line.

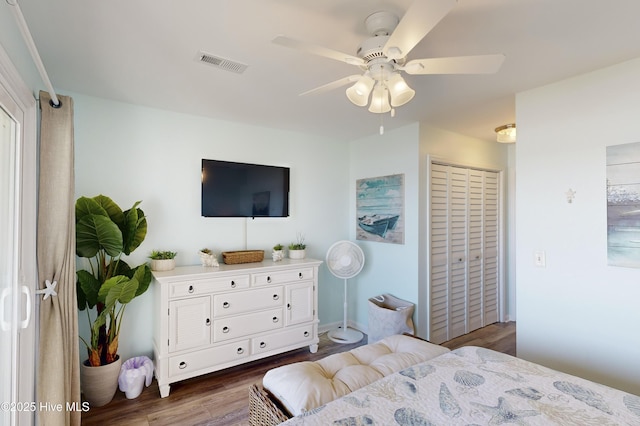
xmin=356 ymin=173 xmax=404 ymax=244
xmin=606 ymin=141 xmax=640 ymax=268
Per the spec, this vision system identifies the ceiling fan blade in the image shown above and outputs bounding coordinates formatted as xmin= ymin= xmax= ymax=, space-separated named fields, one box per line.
xmin=383 ymin=0 xmax=458 ymax=60
xmin=273 ymin=35 xmax=365 ymax=67
xmin=403 ymin=54 xmax=505 ymax=75
xmin=299 ymin=75 xmax=361 ymax=96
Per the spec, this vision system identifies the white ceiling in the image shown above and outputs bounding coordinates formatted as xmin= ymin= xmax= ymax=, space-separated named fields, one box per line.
xmin=16 ymin=0 xmax=640 ymax=142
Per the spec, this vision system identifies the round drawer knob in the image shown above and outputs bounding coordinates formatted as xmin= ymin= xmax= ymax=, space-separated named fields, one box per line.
xmin=188 ymin=285 xmax=194 ymax=293
xmin=237 ymin=347 xmax=244 ymax=355
xmin=230 ymin=281 xmax=236 ymax=288
xmin=223 ymin=301 xmax=230 ymax=308
xmin=260 ymin=342 xmax=266 ymax=348
xmin=304 ymin=331 xmax=309 ymax=337
xmin=267 ymin=276 xmax=272 ymax=283
xmin=222 ymin=326 xmax=230 ymax=333
xmin=287 ymin=303 xmax=291 ymax=310
xmin=272 ymin=316 xmax=279 ymax=323
xmin=273 ymin=294 xmax=279 ymax=301
xmin=299 ymin=272 xmax=303 ymax=279
xmin=205 ymin=318 xmax=211 ymax=326
xmin=179 ymin=361 xmax=187 ymax=369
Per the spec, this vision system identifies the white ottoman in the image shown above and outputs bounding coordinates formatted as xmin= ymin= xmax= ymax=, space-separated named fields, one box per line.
xmin=261 ymin=334 xmax=449 ymax=416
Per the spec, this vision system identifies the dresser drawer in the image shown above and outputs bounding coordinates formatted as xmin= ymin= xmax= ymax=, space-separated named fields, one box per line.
xmin=213 ymin=286 xmax=283 ymax=318
xmin=169 ymin=275 xmax=249 ymax=298
xmin=252 ymin=268 xmax=314 ymax=286
xmin=251 ymin=324 xmax=314 ymax=355
xmin=213 ymin=308 xmax=283 ymax=342
xmin=168 ymin=340 xmax=249 ymax=377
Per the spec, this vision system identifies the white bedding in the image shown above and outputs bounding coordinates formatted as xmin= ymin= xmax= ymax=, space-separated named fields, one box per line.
xmin=282 ymin=346 xmax=640 ymax=425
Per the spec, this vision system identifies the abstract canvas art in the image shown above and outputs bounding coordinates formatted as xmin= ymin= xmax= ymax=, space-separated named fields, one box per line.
xmin=607 ymin=141 xmax=640 ymax=268
xmin=356 ymin=174 xmax=404 ymax=244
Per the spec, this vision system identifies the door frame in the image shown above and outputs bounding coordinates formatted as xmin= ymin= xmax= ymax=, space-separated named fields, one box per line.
xmin=424 ymin=155 xmax=507 ymax=342
xmin=0 ymin=41 xmax=38 ymax=426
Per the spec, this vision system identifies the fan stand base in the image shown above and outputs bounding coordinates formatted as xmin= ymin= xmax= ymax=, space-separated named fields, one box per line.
xmin=327 ymin=327 xmax=364 ymax=344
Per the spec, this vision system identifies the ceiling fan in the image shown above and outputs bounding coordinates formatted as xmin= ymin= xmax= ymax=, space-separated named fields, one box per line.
xmin=273 ymin=0 xmax=505 ymax=115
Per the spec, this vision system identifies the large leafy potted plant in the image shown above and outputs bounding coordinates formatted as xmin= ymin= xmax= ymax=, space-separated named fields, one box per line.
xmin=75 ymin=195 xmax=152 ymax=406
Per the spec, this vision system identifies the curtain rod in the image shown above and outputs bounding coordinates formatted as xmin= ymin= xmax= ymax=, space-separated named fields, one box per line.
xmin=6 ymin=0 xmax=60 ymax=107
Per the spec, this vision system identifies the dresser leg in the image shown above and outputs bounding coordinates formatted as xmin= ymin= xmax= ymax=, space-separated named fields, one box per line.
xmin=159 ymin=384 xmax=171 ymax=398
xmin=309 ymin=344 xmax=318 ymax=353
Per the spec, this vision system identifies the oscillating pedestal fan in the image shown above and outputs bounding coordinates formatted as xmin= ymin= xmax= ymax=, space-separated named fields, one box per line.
xmin=326 ymin=240 xmax=365 ymax=344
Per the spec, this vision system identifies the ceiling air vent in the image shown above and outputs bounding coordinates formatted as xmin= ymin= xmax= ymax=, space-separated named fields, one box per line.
xmin=196 ymin=51 xmax=248 ymax=74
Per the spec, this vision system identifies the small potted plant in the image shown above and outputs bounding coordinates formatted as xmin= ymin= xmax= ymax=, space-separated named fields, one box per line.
xmin=272 ymin=244 xmax=284 ymax=262
xmin=149 ymin=250 xmax=177 ymax=271
xmin=199 ymin=248 xmax=219 ymax=267
xmin=288 ymin=233 xmax=306 ymax=259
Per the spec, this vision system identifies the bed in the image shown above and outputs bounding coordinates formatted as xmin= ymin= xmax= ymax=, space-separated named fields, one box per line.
xmin=280 ymin=346 xmax=640 ymax=425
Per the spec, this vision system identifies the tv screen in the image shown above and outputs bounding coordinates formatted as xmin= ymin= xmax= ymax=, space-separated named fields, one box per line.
xmin=201 ymin=159 xmax=290 ymax=217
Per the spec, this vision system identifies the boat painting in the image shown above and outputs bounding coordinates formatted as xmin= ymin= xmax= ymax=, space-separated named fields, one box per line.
xmin=356 ymin=174 xmax=404 ymax=244
xmin=358 ymin=214 xmax=399 ymax=238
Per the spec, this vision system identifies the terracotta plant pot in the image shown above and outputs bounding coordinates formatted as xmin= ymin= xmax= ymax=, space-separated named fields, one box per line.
xmin=80 ymin=356 xmax=122 ymax=407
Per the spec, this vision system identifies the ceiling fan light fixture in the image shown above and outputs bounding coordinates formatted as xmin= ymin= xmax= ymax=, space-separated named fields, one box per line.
xmin=346 ymin=75 xmax=375 ymax=107
xmin=368 ymin=84 xmax=391 ymax=114
xmin=388 ymin=72 xmax=415 ymax=107
xmin=495 ymin=123 xmax=516 ymax=143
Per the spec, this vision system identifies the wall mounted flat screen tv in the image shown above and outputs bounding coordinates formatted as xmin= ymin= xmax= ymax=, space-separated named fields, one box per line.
xmin=201 ymin=159 xmax=290 ymax=217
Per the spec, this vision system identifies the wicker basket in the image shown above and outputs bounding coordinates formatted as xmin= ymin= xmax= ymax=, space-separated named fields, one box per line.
xmin=249 ymin=384 xmax=291 ymax=426
xmin=222 ymin=250 xmax=264 ymax=265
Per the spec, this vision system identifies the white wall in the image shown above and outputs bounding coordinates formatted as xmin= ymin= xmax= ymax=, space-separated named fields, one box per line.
xmin=516 ymin=57 xmax=640 ymax=394
xmin=73 ymin=93 xmax=350 ymax=361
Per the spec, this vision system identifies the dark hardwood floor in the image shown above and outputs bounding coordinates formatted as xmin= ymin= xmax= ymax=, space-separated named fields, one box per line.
xmin=81 ymin=322 xmax=515 ymax=425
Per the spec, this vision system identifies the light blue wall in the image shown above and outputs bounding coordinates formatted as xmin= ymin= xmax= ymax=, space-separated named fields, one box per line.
xmin=72 ymin=93 xmax=350 ymax=361
xmin=347 ymin=123 xmax=511 ymax=339
xmin=348 ymin=123 xmax=421 ymax=334
xmin=516 ymin=57 xmax=640 ymax=395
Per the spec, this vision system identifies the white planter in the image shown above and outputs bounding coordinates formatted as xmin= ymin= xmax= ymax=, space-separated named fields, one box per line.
xmin=288 ymin=249 xmax=306 ymax=259
xmin=272 ymin=250 xmax=284 ymax=261
xmin=150 ymin=258 xmax=175 ymax=271
xmin=199 ymin=251 xmax=219 ymax=267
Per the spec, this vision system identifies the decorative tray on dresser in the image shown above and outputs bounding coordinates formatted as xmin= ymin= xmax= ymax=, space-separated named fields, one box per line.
xmin=151 ymin=258 xmax=322 ymax=397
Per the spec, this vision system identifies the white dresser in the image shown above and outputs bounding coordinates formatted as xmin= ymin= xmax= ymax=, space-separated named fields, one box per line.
xmin=152 ymin=258 xmax=322 ymax=397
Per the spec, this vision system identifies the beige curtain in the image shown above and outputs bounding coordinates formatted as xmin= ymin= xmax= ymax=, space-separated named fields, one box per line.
xmin=37 ymin=91 xmax=81 ymax=425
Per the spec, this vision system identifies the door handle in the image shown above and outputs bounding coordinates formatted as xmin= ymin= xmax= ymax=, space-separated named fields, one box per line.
xmin=20 ymin=285 xmax=31 ymax=329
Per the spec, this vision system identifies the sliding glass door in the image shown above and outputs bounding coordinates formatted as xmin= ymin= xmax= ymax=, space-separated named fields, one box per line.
xmin=0 ymin=50 xmax=37 ymax=426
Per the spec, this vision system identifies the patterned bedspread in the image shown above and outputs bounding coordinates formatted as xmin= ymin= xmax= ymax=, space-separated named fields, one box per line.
xmin=282 ymin=346 xmax=640 ymax=425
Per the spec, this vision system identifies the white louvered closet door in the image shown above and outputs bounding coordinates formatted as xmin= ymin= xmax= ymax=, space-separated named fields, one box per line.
xmin=429 ymin=163 xmax=500 ymax=344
